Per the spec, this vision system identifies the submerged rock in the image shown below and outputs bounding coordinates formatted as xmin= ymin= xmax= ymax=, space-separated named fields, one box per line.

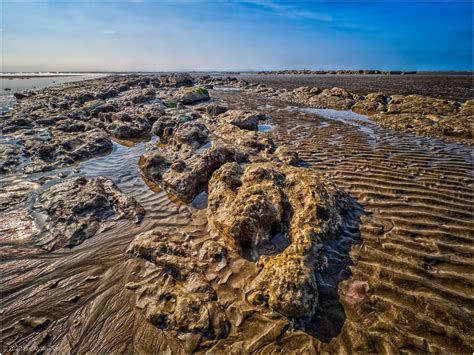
xmin=207 ymin=162 xmax=350 ymax=317
xmin=126 ymin=229 xmax=229 ymax=352
xmin=35 ymin=176 xmax=145 ymax=251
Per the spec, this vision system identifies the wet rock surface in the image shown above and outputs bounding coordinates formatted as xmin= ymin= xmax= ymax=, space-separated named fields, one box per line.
xmin=35 ymin=176 xmax=145 ymax=251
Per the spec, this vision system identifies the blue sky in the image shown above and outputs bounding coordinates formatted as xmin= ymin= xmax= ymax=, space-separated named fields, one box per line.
xmin=1 ymin=0 xmax=472 ymax=72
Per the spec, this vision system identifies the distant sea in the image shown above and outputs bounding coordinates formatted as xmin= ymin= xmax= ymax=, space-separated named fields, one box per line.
xmin=0 ymin=73 xmax=107 ymax=114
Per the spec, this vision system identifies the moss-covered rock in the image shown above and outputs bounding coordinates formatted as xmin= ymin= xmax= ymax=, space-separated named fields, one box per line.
xmin=176 ymin=86 xmax=210 ymax=104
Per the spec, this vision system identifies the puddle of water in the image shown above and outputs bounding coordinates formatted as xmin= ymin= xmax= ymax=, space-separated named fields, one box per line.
xmin=257 ymin=104 xmax=275 ymax=110
xmin=191 ymin=191 xmax=208 ymax=209
xmin=258 ymin=124 xmax=275 ymax=132
xmin=195 ymin=141 xmax=213 ymax=155
xmin=213 ymin=86 xmax=242 ymax=92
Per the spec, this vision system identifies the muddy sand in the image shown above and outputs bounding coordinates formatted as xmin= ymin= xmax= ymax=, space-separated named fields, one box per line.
xmin=0 ymin=73 xmax=472 ymax=353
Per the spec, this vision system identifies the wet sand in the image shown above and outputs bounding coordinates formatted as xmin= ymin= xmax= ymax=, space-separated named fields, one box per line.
xmin=0 ymin=74 xmax=472 ymax=353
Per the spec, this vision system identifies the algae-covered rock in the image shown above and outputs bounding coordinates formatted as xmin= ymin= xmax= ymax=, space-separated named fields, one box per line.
xmin=177 ymin=87 xmax=210 ymax=104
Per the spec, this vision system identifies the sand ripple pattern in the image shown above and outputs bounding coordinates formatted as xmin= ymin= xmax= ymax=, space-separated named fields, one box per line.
xmin=266 ymin=105 xmax=473 ymax=353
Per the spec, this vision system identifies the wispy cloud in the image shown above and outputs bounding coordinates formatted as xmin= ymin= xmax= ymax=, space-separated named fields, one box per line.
xmin=103 ymin=29 xmax=117 ymax=34
xmin=243 ymin=0 xmax=332 ymax=22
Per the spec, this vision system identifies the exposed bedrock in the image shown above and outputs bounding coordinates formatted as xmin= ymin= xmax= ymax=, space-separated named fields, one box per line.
xmin=207 ymin=162 xmax=350 ymax=317
xmin=34 ymin=176 xmax=145 ymax=251
xmin=126 ymin=229 xmax=229 ymax=352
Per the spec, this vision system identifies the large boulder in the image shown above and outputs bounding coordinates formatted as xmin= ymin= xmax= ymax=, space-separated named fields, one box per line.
xmin=207 ymin=162 xmax=350 ymax=317
xmin=164 ymin=72 xmax=194 ymax=87
xmin=34 ymin=176 xmax=145 ymax=251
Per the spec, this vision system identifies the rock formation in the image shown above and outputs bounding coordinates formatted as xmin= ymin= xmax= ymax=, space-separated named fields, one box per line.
xmin=207 ymin=162 xmax=350 ymax=317
xmin=35 ymin=176 xmax=145 ymax=251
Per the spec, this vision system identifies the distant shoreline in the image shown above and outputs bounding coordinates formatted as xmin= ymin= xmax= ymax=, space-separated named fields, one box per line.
xmin=1 ymin=70 xmax=472 ymax=80
xmin=0 ymin=74 xmax=106 ymax=79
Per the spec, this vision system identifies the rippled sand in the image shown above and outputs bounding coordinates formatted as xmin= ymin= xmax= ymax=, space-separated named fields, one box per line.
xmin=1 ymin=80 xmax=472 ymax=353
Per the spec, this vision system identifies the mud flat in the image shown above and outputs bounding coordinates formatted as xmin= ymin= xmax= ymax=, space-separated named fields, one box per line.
xmin=0 ymin=73 xmax=472 ymax=353
xmin=224 ymin=72 xmax=473 ymax=102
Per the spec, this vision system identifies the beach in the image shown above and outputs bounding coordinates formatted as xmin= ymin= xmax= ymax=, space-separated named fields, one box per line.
xmin=0 ymin=73 xmax=472 ymax=353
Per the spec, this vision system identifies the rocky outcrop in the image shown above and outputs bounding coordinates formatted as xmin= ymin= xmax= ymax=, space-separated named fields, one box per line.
xmin=207 ymin=162 xmax=350 ymax=317
xmin=35 ymin=176 xmax=145 ymax=251
xmin=0 ymin=75 xmax=173 ymax=174
xmin=307 ymin=87 xmax=359 ymax=110
xmin=126 ymin=229 xmax=229 ymax=352
xmin=386 ymin=95 xmax=459 ymax=115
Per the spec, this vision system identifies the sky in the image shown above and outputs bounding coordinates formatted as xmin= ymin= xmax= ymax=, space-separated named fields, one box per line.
xmin=1 ymin=0 xmax=472 ymax=72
